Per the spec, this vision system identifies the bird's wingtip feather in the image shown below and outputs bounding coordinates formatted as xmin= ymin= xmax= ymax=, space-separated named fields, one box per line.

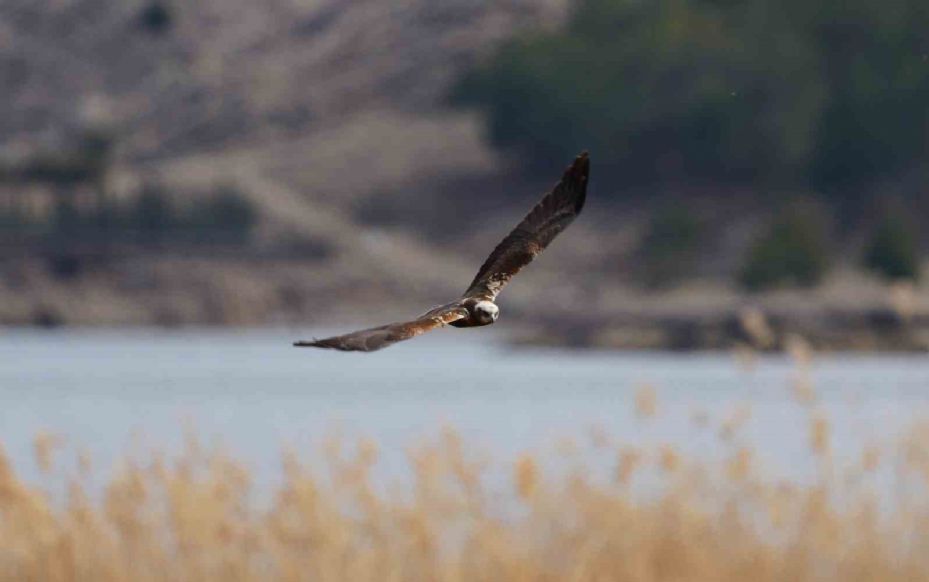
xmin=567 ymin=151 xmax=590 ymax=182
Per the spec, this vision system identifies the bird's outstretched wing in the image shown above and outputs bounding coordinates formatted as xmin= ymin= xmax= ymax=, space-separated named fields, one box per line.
xmin=463 ymin=151 xmax=589 ymax=301
xmin=294 ymin=304 xmax=468 ymax=352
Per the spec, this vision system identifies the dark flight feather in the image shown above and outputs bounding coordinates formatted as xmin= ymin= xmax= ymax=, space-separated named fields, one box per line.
xmin=294 ymin=304 xmax=468 ymax=352
xmin=463 ymin=151 xmax=589 ymax=301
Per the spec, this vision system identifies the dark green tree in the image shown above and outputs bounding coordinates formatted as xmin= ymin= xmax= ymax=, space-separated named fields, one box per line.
xmin=864 ymin=208 xmax=920 ymax=280
xmin=739 ymin=202 xmax=830 ymax=290
xmin=137 ymin=1 xmax=174 ymax=35
xmin=51 ymin=194 xmax=84 ymax=238
xmin=454 ymin=0 xmax=929 ymax=203
xmin=131 ymin=185 xmax=176 ymax=243
xmin=806 ymin=0 xmax=929 ymax=196
xmin=186 ymin=187 xmax=257 ymax=244
xmin=454 ymin=0 xmax=825 ymax=188
xmin=638 ymin=203 xmax=703 ymax=287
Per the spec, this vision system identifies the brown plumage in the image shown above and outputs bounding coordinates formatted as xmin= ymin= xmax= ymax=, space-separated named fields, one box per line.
xmin=294 ymin=151 xmax=589 ymax=352
xmin=464 ymin=152 xmax=589 ymax=301
xmin=295 ymin=304 xmax=469 ymax=352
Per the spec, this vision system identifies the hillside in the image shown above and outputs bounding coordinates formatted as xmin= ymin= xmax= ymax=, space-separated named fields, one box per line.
xmin=0 ymin=0 xmax=573 ymax=326
xmin=3 ymin=0 xmax=929 ymax=351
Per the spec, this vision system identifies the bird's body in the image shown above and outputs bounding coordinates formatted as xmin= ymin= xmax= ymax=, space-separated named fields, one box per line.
xmin=447 ymin=299 xmax=499 ymax=328
xmin=295 ymin=152 xmax=589 ymax=352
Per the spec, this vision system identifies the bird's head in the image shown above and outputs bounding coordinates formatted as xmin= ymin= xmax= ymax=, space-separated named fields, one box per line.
xmin=473 ymin=300 xmax=499 ymax=325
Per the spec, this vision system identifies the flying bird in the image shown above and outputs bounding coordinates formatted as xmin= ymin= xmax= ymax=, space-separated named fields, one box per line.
xmin=294 ymin=151 xmax=589 ymax=352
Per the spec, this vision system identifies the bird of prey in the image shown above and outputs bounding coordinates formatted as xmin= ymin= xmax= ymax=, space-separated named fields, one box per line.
xmin=294 ymin=151 xmax=589 ymax=352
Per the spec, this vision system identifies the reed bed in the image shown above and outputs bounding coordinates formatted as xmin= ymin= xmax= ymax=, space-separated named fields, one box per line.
xmin=3 ymin=384 xmax=929 ymax=580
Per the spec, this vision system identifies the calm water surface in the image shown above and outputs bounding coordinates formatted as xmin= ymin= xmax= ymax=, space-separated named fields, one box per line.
xmin=2 ymin=328 xmax=928 ymax=490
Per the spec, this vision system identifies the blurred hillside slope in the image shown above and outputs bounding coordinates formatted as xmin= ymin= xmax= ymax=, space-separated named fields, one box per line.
xmin=0 ymin=0 xmax=574 ymax=326
xmin=3 ymin=0 xmax=929 ymax=350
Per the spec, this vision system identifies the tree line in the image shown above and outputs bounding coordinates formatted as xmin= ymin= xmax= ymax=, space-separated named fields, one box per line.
xmin=454 ymin=0 xmax=929 ymax=287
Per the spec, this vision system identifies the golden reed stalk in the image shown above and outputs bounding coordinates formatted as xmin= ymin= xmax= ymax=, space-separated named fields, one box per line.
xmin=1 ymin=414 xmax=928 ymax=581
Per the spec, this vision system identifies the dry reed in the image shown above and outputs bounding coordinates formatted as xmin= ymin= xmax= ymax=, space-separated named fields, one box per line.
xmin=2 ymin=399 xmax=929 ymax=580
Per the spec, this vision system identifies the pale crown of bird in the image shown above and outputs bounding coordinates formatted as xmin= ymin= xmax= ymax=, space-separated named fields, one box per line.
xmin=474 ymin=301 xmax=499 ymax=324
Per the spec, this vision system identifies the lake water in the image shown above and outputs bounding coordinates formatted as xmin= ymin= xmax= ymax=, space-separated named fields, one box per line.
xmin=2 ymin=328 xmax=928 ymax=493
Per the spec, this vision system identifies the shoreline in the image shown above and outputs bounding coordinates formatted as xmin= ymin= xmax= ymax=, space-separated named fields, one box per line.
xmin=5 ymin=312 xmax=929 ymax=353
xmin=4 ymin=256 xmax=928 ymax=352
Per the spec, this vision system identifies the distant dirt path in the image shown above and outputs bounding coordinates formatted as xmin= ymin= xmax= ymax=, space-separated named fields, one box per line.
xmin=155 ymin=132 xmax=478 ymax=297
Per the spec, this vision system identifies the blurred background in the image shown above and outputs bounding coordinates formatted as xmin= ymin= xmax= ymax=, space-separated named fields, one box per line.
xmin=3 ymin=3 xmax=929 ymax=578
xmin=2 ymin=0 xmax=929 ymax=349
